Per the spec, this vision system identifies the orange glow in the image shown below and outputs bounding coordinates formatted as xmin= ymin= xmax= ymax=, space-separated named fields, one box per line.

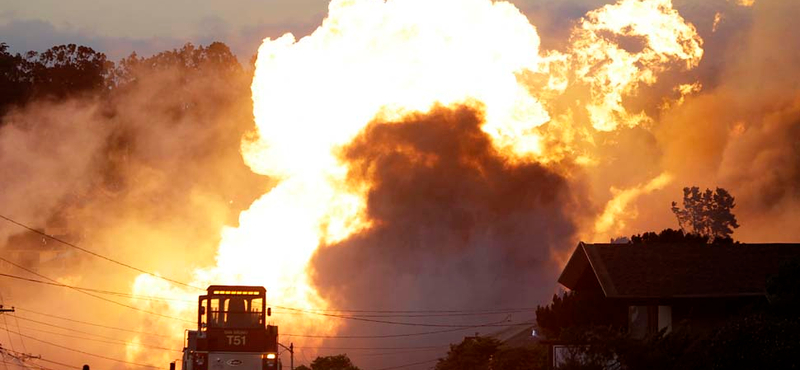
xmin=593 ymin=172 xmax=673 ymax=241
xmin=130 ymin=0 xmax=705 ymax=358
xmin=570 ymin=0 xmax=703 ymax=131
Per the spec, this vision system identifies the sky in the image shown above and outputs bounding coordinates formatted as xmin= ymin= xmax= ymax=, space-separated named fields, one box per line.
xmin=0 ymin=0 xmax=613 ymax=60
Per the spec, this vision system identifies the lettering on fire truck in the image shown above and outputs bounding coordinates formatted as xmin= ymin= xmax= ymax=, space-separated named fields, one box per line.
xmin=224 ymin=330 xmax=248 ymax=346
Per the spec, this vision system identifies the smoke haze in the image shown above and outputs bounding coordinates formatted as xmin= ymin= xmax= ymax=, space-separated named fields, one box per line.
xmin=1 ymin=0 xmax=800 ymax=369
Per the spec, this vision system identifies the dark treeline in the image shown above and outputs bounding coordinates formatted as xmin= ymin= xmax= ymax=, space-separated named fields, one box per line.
xmin=0 ymin=41 xmax=248 ymax=117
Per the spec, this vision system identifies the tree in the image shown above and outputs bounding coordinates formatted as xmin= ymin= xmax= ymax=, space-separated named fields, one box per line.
xmin=25 ymin=44 xmax=112 ymax=99
xmin=629 ymin=228 xmax=723 ymax=245
xmin=766 ymin=258 xmax=800 ymax=315
xmin=108 ymin=41 xmax=243 ymax=89
xmin=435 ymin=336 xmax=547 ymax=370
xmin=492 ymin=346 xmax=547 ymax=370
xmin=435 ymin=336 xmax=500 ymax=370
xmin=671 ymin=187 xmax=739 ymax=241
xmin=302 ymin=354 xmax=360 ymax=370
xmin=535 ymin=291 xmax=627 ymax=339
xmin=0 ymin=42 xmax=32 ymax=116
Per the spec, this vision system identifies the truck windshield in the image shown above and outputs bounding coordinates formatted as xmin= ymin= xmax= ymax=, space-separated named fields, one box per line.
xmin=208 ymin=296 xmax=264 ymax=329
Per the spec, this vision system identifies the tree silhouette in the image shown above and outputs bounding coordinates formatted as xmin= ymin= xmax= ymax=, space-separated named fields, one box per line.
xmin=25 ymin=44 xmax=111 ymax=99
xmin=435 ymin=336 xmax=499 ymax=370
xmin=535 ymin=291 xmax=627 ymax=339
xmin=299 ymin=354 xmax=361 ymax=370
xmin=109 ymin=41 xmax=242 ymax=89
xmin=435 ymin=336 xmax=547 ymax=370
xmin=0 ymin=42 xmax=32 ymax=116
xmin=671 ymin=187 xmax=739 ymax=242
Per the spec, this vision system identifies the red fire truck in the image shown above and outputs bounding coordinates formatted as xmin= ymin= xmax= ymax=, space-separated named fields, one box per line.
xmin=180 ymin=286 xmax=279 ymax=370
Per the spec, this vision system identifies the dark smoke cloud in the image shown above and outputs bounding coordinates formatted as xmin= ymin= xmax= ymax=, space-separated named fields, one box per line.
xmin=310 ymin=105 xmax=581 ymax=334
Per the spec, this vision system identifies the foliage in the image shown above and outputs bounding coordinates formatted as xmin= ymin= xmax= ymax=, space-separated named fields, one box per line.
xmin=535 ymin=291 xmax=627 ymax=338
xmin=548 ymin=264 xmax=800 ymax=370
xmin=628 ymin=228 xmax=734 ymax=245
xmin=0 ymin=42 xmax=31 ymax=115
xmin=552 ymin=325 xmax=708 ymax=370
xmin=302 ymin=354 xmax=361 ymax=370
xmin=25 ymin=44 xmax=112 ymax=99
xmin=0 ymin=43 xmax=111 ymax=117
xmin=492 ymin=346 xmax=548 ymax=370
xmin=704 ymin=313 xmax=800 ymax=370
xmin=435 ymin=336 xmax=546 ymax=370
xmin=671 ymin=187 xmax=739 ymax=241
xmin=109 ymin=42 xmax=243 ymax=88
xmin=766 ymin=258 xmax=800 ymax=315
xmin=435 ymin=336 xmax=500 ymax=370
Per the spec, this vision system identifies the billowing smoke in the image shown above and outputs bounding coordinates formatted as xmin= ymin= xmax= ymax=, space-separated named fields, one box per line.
xmin=0 ymin=43 xmax=268 ymax=366
xmin=1 ymin=0 xmax=800 ymax=369
xmin=313 ymin=104 xmax=579 ymax=311
xmin=613 ymin=0 xmax=800 ymax=242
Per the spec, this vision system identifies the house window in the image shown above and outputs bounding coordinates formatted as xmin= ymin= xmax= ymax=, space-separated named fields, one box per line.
xmin=658 ymin=305 xmax=672 ymax=333
xmin=629 ymin=305 xmax=672 ymax=338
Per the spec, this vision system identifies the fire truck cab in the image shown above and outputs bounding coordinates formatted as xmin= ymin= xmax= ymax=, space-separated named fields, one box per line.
xmin=181 ymin=286 xmax=279 ymax=370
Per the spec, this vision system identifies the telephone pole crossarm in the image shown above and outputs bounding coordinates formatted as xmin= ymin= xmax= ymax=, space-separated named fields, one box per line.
xmin=0 ymin=305 xmax=14 ymax=314
xmin=277 ymin=342 xmax=294 ymax=370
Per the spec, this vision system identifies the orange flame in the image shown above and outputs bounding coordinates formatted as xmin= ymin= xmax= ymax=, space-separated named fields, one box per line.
xmin=130 ymin=0 xmax=704 ymax=362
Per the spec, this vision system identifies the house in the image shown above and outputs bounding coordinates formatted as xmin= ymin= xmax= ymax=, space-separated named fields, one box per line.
xmin=559 ymin=242 xmax=800 ymax=337
xmin=547 ymin=241 xmax=800 ymax=368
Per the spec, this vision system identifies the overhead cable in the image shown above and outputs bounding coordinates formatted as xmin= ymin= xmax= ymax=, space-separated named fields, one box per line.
xmin=0 ymin=214 xmax=203 ymax=291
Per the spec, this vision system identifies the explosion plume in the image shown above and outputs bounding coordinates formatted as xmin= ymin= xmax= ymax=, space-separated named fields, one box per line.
xmin=5 ymin=0 xmax=799 ymax=369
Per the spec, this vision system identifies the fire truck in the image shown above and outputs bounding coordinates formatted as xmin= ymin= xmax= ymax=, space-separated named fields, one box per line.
xmin=179 ymin=286 xmax=280 ymax=370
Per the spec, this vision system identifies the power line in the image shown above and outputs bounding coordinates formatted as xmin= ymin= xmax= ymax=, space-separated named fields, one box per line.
xmin=284 ymin=307 xmax=537 ymax=314
xmin=0 ymin=257 xmax=194 ymax=324
xmin=1 ymin=328 xmax=161 ymax=369
xmin=346 ymin=348 xmax=444 ymax=358
xmin=35 ymin=357 xmax=83 ymax=370
xmin=10 ymin=314 xmax=26 ymax=354
xmin=0 ymin=273 xmax=195 ymax=303
xmin=5 ymin=325 xmax=179 ymax=352
xmin=0 ymin=214 xmax=203 ymax=292
xmin=301 ymin=345 xmax=447 ymax=351
xmin=275 ymin=306 xmax=533 ymax=319
xmin=281 ymin=310 xmax=530 ymax=318
xmin=0 ymin=347 xmax=9 ymax=370
xmin=2 ymin=271 xmax=533 ymax=329
xmin=1 ymin=347 xmax=75 ymax=370
xmin=1 ymin=271 xmax=533 ymax=318
xmin=0 ymin=359 xmax=52 ymax=370
xmin=14 ymin=316 xmax=150 ymax=343
xmin=0 ymin=295 xmax=16 ymax=356
xmin=283 ymin=319 xmax=534 ymax=339
xmin=277 ymin=307 xmax=525 ymax=328
xmin=14 ymin=308 xmax=169 ymax=338
xmin=371 ymin=357 xmax=439 ymax=370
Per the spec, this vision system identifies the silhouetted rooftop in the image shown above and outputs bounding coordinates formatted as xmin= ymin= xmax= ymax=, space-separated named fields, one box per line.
xmin=558 ymin=242 xmax=800 ymax=298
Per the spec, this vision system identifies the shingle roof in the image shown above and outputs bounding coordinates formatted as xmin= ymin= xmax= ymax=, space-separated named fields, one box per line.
xmin=558 ymin=242 xmax=800 ymax=298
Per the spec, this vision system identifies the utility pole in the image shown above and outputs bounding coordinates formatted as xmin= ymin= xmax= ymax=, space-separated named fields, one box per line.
xmin=1 ymin=304 xmax=40 ymax=362
xmin=277 ymin=342 xmax=294 ymax=370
